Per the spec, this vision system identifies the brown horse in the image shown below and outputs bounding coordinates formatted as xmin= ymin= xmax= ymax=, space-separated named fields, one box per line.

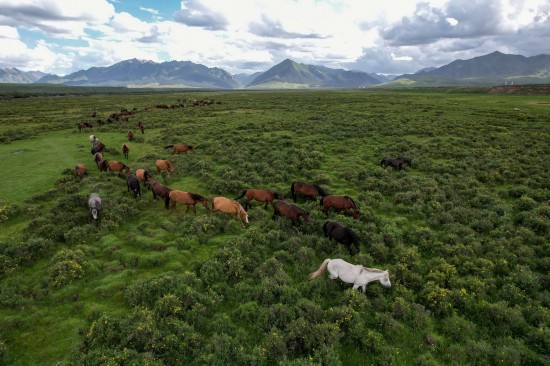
xmin=212 ymin=197 xmax=249 ymax=224
xmin=76 ymin=122 xmax=84 ymax=132
xmin=122 ymin=144 xmax=129 ymax=159
xmin=166 ymin=190 xmax=209 ymax=214
xmin=165 ymin=144 xmax=194 ymax=154
xmin=272 ymin=200 xmax=311 ymax=225
xmin=93 ymin=152 xmax=108 ymax=171
xmin=108 ymin=160 xmax=130 ymax=176
xmin=234 ymin=189 xmax=283 ymax=210
xmin=135 ymin=168 xmax=152 ymax=188
xmin=320 ymin=195 xmax=359 ymax=219
xmin=156 ymin=159 xmax=175 ymax=176
xmin=290 ymin=181 xmax=327 ymax=202
xmin=74 ymin=164 xmax=87 ymax=178
xmin=151 ymin=180 xmax=173 ymax=205
xmin=127 ymin=130 xmax=134 ymax=141
xmin=91 ymin=142 xmax=106 ymax=155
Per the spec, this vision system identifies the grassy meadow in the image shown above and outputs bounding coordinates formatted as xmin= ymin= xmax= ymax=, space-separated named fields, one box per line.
xmin=0 ymin=87 xmax=549 ymax=365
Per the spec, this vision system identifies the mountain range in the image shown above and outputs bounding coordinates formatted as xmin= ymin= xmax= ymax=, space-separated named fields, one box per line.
xmin=1 ymin=51 xmax=549 ymax=88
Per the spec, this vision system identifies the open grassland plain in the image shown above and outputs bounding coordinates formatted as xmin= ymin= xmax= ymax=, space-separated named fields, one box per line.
xmin=0 ymin=87 xmax=549 ymax=365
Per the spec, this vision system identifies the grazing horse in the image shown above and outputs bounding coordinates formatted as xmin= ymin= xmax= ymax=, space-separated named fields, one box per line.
xmin=323 ymin=221 xmax=360 ymax=255
xmin=127 ymin=130 xmax=135 ymax=141
xmin=84 ymin=122 xmax=93 ymax=131
xmin=126 ymin=174 xmax=140 ymax=198
xmin=291 ymin=181 xmax=326 ymax=202
xmin=89 ymin=134 xmax=98 ymax=147
xmin=150 ymin=180 xmax=173 ymax=205
xmin=211 ymin=197 xmax=249 ymax=224
xmin=135 ymin=168 xmax=152 ymax=188
xmin=75 ymin=164 xmax=87 ymax=178
xmin=138 ymin=122 xmax=144 ymax=134
xmin=272 ymin=200 xmax=311 ymax=225
xmin=166 ymin=190 xmax=209 ymax=214
xmin=122 ymin=144 xmax=129 ymax=159
xmin=308 ymin=258 xmax=391 ymax=293
xmin=165 ymin=144 xmax=194 ymax=154
xmin=381 ymin=157 xmax=412 ymax=171
xmin=320 ymin=195 xmax=359 ymax=219
xmin=88 ymin=193 xmax=101 ymax=220
xmin=93 ymin=153 xmax=108 ymax=172
xmin=76 ymin=122 xmax=84 ymax=132
xmin=91 ymin=142 xmax=106 ymax=155
xmin=108 ymin=160 xmax=130 ymax=176
xmin=234 ymin=189 xmax=283 ymax=210
xmin=156 ymin=159 xmax=174 ymax=176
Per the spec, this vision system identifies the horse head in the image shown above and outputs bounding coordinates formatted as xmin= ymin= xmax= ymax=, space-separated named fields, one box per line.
xmin=379 ymin=270 xmax=391 ymax=288
xmin=238 ymin=207 xmax=249 ymax=224
xmin=91 ymin=208 xmax=99 ymax=220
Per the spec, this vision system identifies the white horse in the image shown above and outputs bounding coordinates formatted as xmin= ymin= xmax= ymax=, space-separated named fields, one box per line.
xmin=89 ymin=134 xmax=98 ymax=147
xmin=308 ymin=258 xmax=391 ymax=293
xmin=88 ymin=193 xmax=102 ymax=220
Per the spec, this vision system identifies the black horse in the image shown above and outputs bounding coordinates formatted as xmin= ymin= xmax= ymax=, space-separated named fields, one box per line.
xmin=380 ymin=157 xmax=412 ymax=171
xmin=323 ymin=221 xmax=360 ymax=255
xmin=127 ymin=174 xmax=141 ymax=198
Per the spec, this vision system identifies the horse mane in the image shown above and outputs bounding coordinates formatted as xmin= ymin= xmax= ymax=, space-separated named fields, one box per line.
xmin=188 ymin=192 xmax=205 ymax=201
xmin=345 ymin=195 xmax=358 ymax=209
xmin=363 ymin=267 xmax=385 ymax=273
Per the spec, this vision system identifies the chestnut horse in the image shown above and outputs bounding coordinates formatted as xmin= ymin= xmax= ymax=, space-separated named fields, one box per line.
xmin=108 ymin=160 xmax=130 ymax=176
xmin=135 ymin=168 xmax=152 ymax=188
xmin=75 ymin=164 xmax=87 ymax=178
xmin=212 ymin=197 xmax=249 ymax=224
xmin=156 ymin=159 xmax=174 ymax=176
xmin=272 ymin=200 xmax=311 ymax=225
xmin=234 ymin=189 xmax=283 ymax=210
xmin=290 ymin=181 xmax=326 ymax=202
xmin=76 ymin=123 xmax=84 ymax=132
xmin=150 ymin=180 xmax=172 ymax=205
xmin=320 ymin=195 xmax=359 ymax=219
xmin=166 ymin=190 xmax=209 ymax=214
xmin=165 ymin=144 xmax=194 ymax=154
xmin=122 ymin=144 xmax=129 ymax=159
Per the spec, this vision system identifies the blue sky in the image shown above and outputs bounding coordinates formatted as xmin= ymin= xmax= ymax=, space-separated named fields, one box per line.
xmin=0 ymin=0 xmax=549 ymax=76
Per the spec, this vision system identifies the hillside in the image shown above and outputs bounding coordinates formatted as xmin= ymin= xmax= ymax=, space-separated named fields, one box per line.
xmin=0 ymin=68 xmax=48 ymax=83
xmin=0 ymin=89 xmax=548 ymax=365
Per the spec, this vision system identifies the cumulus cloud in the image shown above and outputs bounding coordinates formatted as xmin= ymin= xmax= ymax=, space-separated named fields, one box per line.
xmin=249 ymin=14 xmax=325 ymax=39
xmin=173 ymin=0 xmax=228 ymax=30
xmin=0 ymin=0 xmax=115 ymax=37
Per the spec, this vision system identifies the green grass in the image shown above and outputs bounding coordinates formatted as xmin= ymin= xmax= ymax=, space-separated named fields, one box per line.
xmin=0 ymin=87 xmax=549 ymax=365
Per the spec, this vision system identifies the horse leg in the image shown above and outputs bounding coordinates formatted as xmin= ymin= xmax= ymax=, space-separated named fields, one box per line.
xmin=361 ymin=284 xmax=367 ymax=293
xmin=352 ymin=284 xmax=360 ymax=291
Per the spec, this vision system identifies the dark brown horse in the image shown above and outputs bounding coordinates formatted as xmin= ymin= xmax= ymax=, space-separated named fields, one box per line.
xmin=122 ymin=144 xmax=129 ymax=159
xmin=93 ymin=152 xmax=108 ymax=172
xmin=381 ymin=157 xmax=412 ymax=171
xmin=151 ymin=180 xmax=173 ymax=205
xmin=83 ymin=122 xmax=93 ymax=131
xmin=320 ymin=195 xmax=359 ymax=219
xmin=127 ymin=130 xmax=134 ymax=141
xmin=165 ymin=144 xmax=194 ymax=154
xmin=290 ymin=181 xmax=326 ymax=202
xmin=234 ymin=189 xmax=283 ymax=210
xmin=323 ymin=221 xmax=360 ymax=255
xmin=91 ymin=142 xmax=106 ymax=155
xmin=272 ymin=200 xmax=311 ymax=225
xmin=108 ymin=160 xmax=130 ymax=176
xmin=166 ymin=190 xmax=209 ymax=214
xmin=76 ymin=122 xmax=84 ymax=132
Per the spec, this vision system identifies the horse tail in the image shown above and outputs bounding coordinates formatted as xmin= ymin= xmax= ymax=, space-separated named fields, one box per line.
xmin=290 ymin=182 xmax=295 ymax=199
xmin=164 ymin=145 xmax=174 ymax=150
xmin=380 ymin=159 xmax=385 ymax=167
xmin=320 ymin=196 xmax=325 ymax=207
xmin=234 ymin=190 xmax=247 ymax=200
xmin=309 ymin=259 xmax=330 ymax=280
xmin=164 ymin=194 xmax=171 ymax=209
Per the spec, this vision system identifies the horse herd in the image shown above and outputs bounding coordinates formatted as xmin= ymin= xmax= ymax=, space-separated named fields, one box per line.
xmin=77 ymin=131 xmax=409 ymax=293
